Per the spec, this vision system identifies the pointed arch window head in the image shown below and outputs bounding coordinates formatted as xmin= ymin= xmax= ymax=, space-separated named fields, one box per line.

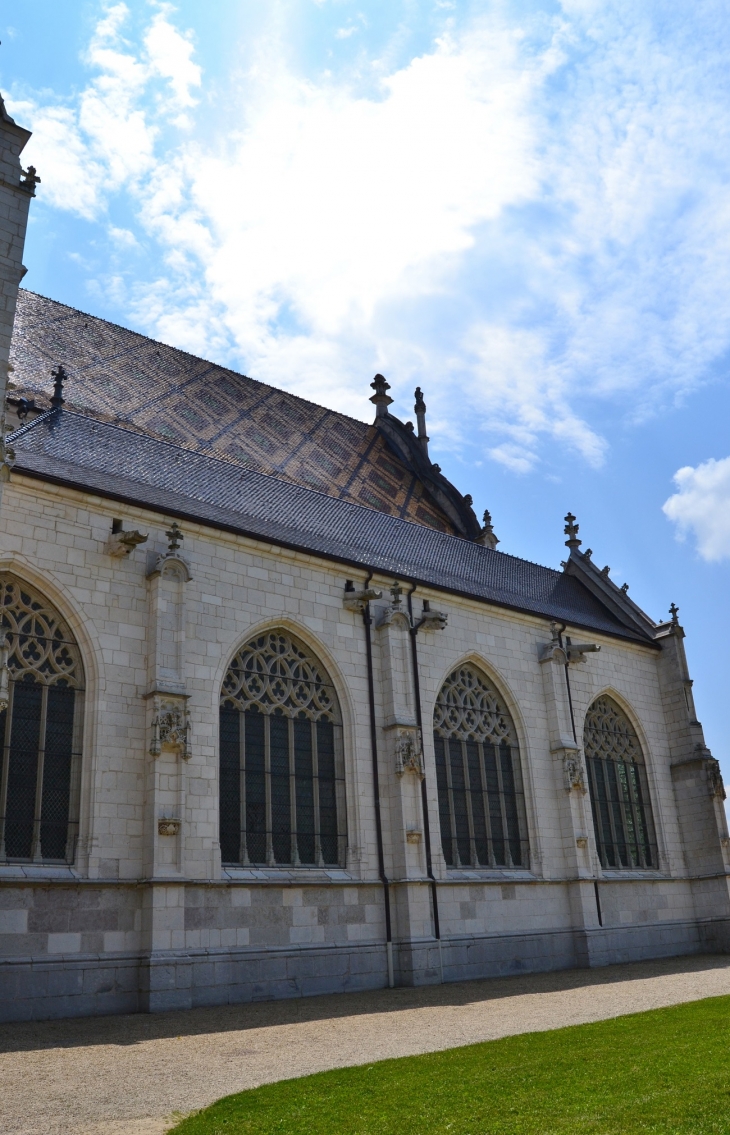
xmin=584 ymin=695 xmax=658 ymax=870
xmin=433 ymin=664 xmax=528 ymax=869
xmin=0 ymin=575 xmax=85 ymax=864
xmin=219 ymin=631 xmax=346 ymax=868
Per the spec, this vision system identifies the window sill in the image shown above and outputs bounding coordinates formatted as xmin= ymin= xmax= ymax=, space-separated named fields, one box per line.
xmin=222 ymin=866 xmax=356 ymax=883
xmin=0 ymin=863 xmax=80 ymax=880
xmin=598 ymin=869 xmax=670 ymax=881
xmin=443 ymin=867 xmax=537 ymax=883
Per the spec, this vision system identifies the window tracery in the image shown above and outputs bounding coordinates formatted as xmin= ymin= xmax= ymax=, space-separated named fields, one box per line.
xmin=433 ymin=664 xmax=528 ymax=868
xmin=583 ymin=695 xmax=657 ymax=869
xmin=0 ymin=575 xmax=84 ymax=863
xmin=219 ymin=631 xmax=346 ymax=867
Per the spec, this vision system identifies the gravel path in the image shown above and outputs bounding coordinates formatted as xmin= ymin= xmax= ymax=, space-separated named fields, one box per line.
xmin=2 ymin=953 xmax=730 ymax=1135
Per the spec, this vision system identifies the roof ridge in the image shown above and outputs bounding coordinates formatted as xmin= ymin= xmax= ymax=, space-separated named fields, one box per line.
xmin=16 ymin=289 xmax=376 ymax=432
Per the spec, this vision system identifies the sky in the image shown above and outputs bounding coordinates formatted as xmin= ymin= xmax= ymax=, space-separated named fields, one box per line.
xmin=2 ymin=0 xmax=730 ymax=781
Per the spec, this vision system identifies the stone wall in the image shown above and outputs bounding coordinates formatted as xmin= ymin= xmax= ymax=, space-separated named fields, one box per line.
xmin=0 ymin=473 xmax=727 ymax=1020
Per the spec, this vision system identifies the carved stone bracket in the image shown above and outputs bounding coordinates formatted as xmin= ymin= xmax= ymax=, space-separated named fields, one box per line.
xmin=706 ymin=754 xmax=726 ymax=801
xmin=105 ymin=521 xmax=148 ymax=557
xmin=393 ymin=727 xmax=424 ymax=778
xmin=158 ymin=818 xmax=181 ymax=837
xmin=148 ymin=694 xmax=190 ymax=760
xmin=342 ymin=584 xmax=382 ymax=611
xmin=555 ymin=746 xmax=586 ymax=794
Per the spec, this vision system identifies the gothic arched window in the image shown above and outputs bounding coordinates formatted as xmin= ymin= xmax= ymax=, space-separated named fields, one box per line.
xmin=0 ymin=576 xmax=84 ymax=863
xmin=433 ymin=664 xmax=528 ymax=868
xmin=219 ymin=631 xmax=346 ymax=867
xmin=584 ymin=695 xmax=658 ymax=869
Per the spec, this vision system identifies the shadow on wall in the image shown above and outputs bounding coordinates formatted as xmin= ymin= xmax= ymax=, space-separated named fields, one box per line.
xmin=0 ymin=953 xmax=727 ymax=1055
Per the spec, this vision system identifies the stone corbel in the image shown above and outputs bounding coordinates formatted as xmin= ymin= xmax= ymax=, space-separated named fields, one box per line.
xmin=392 ymin=727 xmax=424 ymax=778
xmin=704 ymin=751 xmax=726 ymax=801
xmin=342 ymin=583 xmax=382 ymax=611
xmin=148 ymin=693 xmax=191 ymax=760
xmin=158 ymin=817 xmax=181 ymax=837
xmin=105 ymin=519 xmax=148 ymax=557
xmin=554 ymin=744 xmax=587 ymax=794
xmin=565 ymin=636 xmax=601 ymax=664
xmin=416 ymin=600 xmax=448 ymax=631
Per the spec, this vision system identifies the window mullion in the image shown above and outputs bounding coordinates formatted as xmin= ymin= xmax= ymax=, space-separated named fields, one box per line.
xmin=290 ymin=717 xmax=299 ymax=866
xmin=443 ymin=735 xmax=459 ymax=867
xmin=264 ymin=715 xmax=274 ymax=866
xmin=312 ymin=718 xmax=323 ymax=867
xmin=0 ymin=680 xmax=15 ymax=861
xmin=495 ymin=742 xmax=513 ymax=868
xmin=604 ymin=758 xmax=624 ymax=867
xmin=478 ymin=740 xmax=495 ymax=868
xmin=239 ymin=709 xmax=248 ymax=866
xmin=462 ymin=740 xmax=477 ymax=866
xmin=31 ymin=684 xmax=49 ymax=862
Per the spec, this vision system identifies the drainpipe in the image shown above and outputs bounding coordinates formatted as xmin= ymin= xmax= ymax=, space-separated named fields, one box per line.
xmin=360 ymin=571 xmax=395 ymax=987
xmin=407 ymin=585 xmax=443 ymax=982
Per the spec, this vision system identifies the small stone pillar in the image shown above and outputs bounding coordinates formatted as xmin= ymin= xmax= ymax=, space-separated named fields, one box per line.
xmin=141 ymin=527 xmax=193 ymax=1011
xmin=539 ymin=624 xmax=601 ymax=951
xmin=375 ymin=583 xmax=434 ymax=983
xmin=657 ymin=610 xmax=730 ymax=939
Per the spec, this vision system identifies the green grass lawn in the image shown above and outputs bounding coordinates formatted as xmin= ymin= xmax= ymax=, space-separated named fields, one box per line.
xmin=169 ymin=994 xmax=730 ymax=1134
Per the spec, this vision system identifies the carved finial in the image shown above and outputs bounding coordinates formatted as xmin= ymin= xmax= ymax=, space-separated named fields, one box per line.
xmin=670 ymin=602 xmax=679 ymax=626
xmin=166 ymin=521 xmax=183 ymax=552
xmin=584 ymin=548 xmax=592 ymax=560
xmin=369 ymin=374 xmax=393 ymax=419
xmin=20 ymin=165 xmax=41 ymax=195
xmin=564 ymin=512 xmax=581 ymax=550
xmin=390 ymin=580 xmax=402 ymax=608
xmin=413 ymin=386 xmax=429 ymax=456
xmin=621 ymin=582 xmax=629 ymax=593
xmin=50 ymin=365 xmax=66 ymax=409
xmin=463 ymin=494 xmax=473 ymax=508
xmin=602 ymin=565 xmax=610 ymax=576
xmin=476 ymin=509 xmax=499 ymax=550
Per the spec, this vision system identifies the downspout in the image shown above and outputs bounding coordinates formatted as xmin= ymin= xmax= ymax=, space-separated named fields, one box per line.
xmin=557 ymin=623 xmax=602 ymax=927
xmin=361 ymin=570 xmax=395 ymax=987
xmin=407 ymin=585 xmax=444 ymax=983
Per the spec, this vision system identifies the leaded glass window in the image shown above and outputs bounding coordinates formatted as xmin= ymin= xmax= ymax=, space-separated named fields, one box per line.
xmin=433 ymin=664 xmax=529 ymax=868
xmin=0 ymin=575 xmax=84 ymax=863
xmin=219 ymin=631 xmax=346 ymax=867
xmin=584 ymin=695 xmax=658 ymax=869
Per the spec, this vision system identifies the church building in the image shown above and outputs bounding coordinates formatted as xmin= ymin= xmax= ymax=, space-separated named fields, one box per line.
xmin=1 ymin=98 xmax=729 ymax=1022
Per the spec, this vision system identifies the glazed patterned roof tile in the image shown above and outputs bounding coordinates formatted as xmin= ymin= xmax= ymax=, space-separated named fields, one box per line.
xmin=10 ymin=409 xmax=651 ymax=642
xmin=9 ymin=290 xmax=453 ymax=534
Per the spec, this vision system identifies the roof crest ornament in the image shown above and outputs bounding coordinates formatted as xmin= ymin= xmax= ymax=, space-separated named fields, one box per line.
xmin=475 ymin=508 xmax=499 ymax=550
xmin=166 ymin=521 xmax=183 ymax=553
xmin=564 ymin=512 xmax=581 ymax=551
xmin=414 ymin=386 xmax=429 ymax=456
xmin=670 ymin=602 xmax=680 ymax=626
xmin=369 ymin=374 xmax=393 ymax=419
xmin=50 ymin=365 xmax=66 ymax=410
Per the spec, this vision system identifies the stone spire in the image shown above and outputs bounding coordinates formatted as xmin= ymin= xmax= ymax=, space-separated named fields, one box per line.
xmin=414 ymin=387 xmax=429 ymax=457
xmin=369 ymin=374 xmax=393 ymax=419
xmin=564 ymin=512 xmax=582 ymax=551
xmin=475 ymin=509 xmax=499 ymax=550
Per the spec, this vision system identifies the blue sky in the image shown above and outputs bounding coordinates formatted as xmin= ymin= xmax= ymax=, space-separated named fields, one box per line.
xmin=3 ymin=1 xmax=730 ymax=780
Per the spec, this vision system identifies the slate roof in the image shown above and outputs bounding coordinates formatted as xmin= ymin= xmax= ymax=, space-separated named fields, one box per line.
xmin=9 ymin=409 xmax=653 ymax=643
xmin=9 ymin=290 xmax=455 ymax=533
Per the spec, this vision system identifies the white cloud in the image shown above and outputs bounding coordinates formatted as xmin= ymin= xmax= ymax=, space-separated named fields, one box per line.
xmin=8 ymin=2 xmax=199 ymax=219
xmin=12 ymin=2 xmax=730 ymax=475
xmin=664 ymin=457 xmax=730 ymax=561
